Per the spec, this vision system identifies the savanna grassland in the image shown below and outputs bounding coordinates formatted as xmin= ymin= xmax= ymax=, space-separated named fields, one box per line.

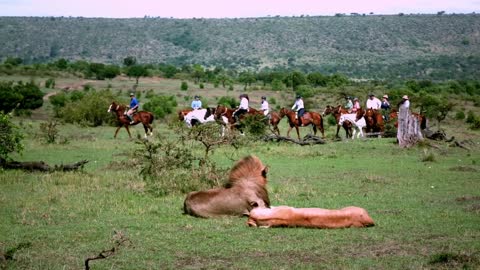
xmin=1 ymin=75 xmax=480 ymax=269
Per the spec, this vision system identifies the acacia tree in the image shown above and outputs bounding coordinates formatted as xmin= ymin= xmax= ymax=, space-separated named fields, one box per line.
xmin=418 ymin=93 xmax=454 ymax=129
xmin=127 ymin=65 xmax=149 ymax=85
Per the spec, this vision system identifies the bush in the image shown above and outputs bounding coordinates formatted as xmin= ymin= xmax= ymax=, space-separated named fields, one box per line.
xmin=45 ymin=78 xmax=55 ymax=88
xmin=60 ymin=89 xmax=116 ymax=126
xmin=466 ymin=111 xmax=476 ymax=123
xmin=142 ymin=95 xmax=177 ymax=119
xmin=199 ymin=83 xmax=204 ymax=89
xmin=217 ymin=96 xmax=238 ymax=108
xmin=455 ymin=110 xmax=465 ymax=120
xmin=181 ymin=81 xmax=188 ymax=91
xmin=0 ymin=80 xmax=44 ymax=114
xmin=39 ymin=120 xmax=59 ymax=144
xmin=0 ymin=112 xmax=24 ymax=160
xmin=470 ymin=117 xmax=480 ymax=130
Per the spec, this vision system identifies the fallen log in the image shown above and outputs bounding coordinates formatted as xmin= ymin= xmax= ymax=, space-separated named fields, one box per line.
xmin=0 ymin=158 xmax=89 ymax=172
xmin=263 ymin=134 xmax=326 ymax=145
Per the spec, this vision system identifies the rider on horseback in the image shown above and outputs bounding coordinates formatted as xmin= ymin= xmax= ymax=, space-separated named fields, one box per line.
xmin=233 ymin=94 xmax=249 ymax=124
xmin=292 ymin=95 xmax=305 ymax=126
xmin=126 ymin=92 xmax=139 ymax=124
xmin=260 ymin=96 xmax=269 ymax=118
xmin=191 ymin=95 xmax=202 ymax=110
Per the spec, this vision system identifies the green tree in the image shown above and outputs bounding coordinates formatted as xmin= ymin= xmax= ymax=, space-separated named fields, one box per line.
xmin=238 ymin=71 xmax=256 ymax=90
xmin=181 ymin=81 xmax=188 ymax=91
xmin=123 ymin=56 xmax=137 ymax=67
xmin=0 ymin=112 xmax=24 ymax=161
xmin=192 ymin=64 xmax=205 ymax=84
xmin=3 ymin=57 xmax=22 ymax=66
xmin=127 ymin=65 xmax=149 ymax=85
xmin=0 ymin=81 xmax=44 ymax=114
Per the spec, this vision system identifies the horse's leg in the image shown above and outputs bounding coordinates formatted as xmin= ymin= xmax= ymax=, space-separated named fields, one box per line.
xmin=125 ymin=125 xmax=132 ymax=139
xmin=335 ymin=124 xmax=341 ymax=138
xmin=295 ymin=126 xmax=301 ymax=140
xmin=142 ymin=124 xmax=148 ymax=138
xmin=114 ymin=126 xmax=122 ymax=138
xmin=286 ymin=124 xmax=293 ymax=138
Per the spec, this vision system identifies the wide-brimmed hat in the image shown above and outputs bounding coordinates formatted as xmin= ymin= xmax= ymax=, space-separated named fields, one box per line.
xmin=354 ymin=97 xmax=359 ymax=100
xmin=129 ymin=92 xmax=135 ymax=96
xmin=402 ymin=95 xmax=409 ymax=100
xmin=383 ymin=95 xmax=388 ymax=99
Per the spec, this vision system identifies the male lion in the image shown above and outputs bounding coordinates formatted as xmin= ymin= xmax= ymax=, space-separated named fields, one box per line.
xmin=183 ymin=155 xmax=270 ymax=218
xmin=247 ymin=206 xmax=374 ymax=229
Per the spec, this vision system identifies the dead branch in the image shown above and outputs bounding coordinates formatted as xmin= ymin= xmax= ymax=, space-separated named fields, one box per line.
xmin=84 ymin=231 xmax=132 ymax=270
xmin=263 ymin=134 xmax=326 ymax=146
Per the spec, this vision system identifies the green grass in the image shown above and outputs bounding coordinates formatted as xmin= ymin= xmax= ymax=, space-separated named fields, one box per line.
xmin=1 ymin=116 xmax=479 ymax=269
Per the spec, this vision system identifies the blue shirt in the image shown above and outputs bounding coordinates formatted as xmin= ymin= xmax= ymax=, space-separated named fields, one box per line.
xmin=130 ymin=97 xmax=139 ymax=109
xmin=191 ymin=100 xmax=202 ymax=109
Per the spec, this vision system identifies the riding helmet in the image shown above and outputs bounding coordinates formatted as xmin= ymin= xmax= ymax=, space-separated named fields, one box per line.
xmin=261 ymin=96 xmax=266 ymax=100
xmin=296 ymin=94 xmax=301 ymax=99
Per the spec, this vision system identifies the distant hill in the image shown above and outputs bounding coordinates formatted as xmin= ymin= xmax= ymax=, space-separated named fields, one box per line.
xmin=0 ymin=14 xmax=479 ymax=80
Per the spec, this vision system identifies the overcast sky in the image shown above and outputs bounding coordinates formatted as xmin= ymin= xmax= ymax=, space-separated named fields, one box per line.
xmin=0 ymin=0 xmax=479 ymax=18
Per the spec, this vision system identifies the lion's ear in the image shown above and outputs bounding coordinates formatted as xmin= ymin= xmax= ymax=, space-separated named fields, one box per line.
xmin=261 ymin=166 xmax=268 ymax=178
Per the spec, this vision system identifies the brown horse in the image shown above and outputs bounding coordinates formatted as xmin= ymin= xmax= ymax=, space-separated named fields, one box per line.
xmin=214 ymin=105 xmax=263 ymax=134
xmin=178 ymin=108 xmax=193 ymax=121
xmin=107 ymin=101 xmax=154 ymax=139
xmin=183 ymin=155 xmax=270 ymax=218
xmin=247 ymin=206 xmax=375 ymax=229
xmin=356 ymin=108 xmax=384 ymax=134
xmin=389 ymin=109 xmax=427 ymax=130
xmin=279 ymin=108 xmax=325 ymax=140
xmin=269 ymin=111 xmax=282 ymax=136
xmin=322 ymin=105 xmax=353 ymax=138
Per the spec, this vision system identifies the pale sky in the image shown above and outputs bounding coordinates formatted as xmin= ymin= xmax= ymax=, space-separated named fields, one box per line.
xmin=0 ymin=0 xmax=479 ymax=18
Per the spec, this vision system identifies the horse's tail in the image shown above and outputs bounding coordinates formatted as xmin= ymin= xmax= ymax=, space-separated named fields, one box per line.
xmin=420 ymin=115 xmax=427 ymax=130
xmin=149 ymin=113 xmax=154 ymax=124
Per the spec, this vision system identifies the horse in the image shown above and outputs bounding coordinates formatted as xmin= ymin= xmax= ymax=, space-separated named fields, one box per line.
xmin=322 ymin=105 xmax=353 ymax=138
xmin=247 ymin=206 xmax=375 ymax=229
xmin=389 ymin=109 xmax=427 ymax=130
xmin=339 ymin=113 xmax=366 ymax=139
xmin=178 ymin=108 xmax=193 ymax=121
xmin=279 ymin=108 xmax=325 ymax=140
xmin=269 ymin=111 xmax=282 ymax=136
xmin=214 ymin=105 xmax=263 ymax=134
xmin=356 ymin=107 xmax=384 ymax=135
xmin=184 ymin=108 xmax=229 ymax=136
xmin=183 ymin=155 xmax=270 ymax=218
xmin=107 ymin=101 xmax=154 ymax=139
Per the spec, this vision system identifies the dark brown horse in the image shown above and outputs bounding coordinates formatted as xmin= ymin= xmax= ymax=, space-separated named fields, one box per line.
xmin=178 ymin=108 xmax=193 ymax=121
xmin=107 ymin=101 xmax=154 ymax=139
xmin=356 ymin=108 xmax=384 ymax=134
xmin=322 ymin=105 xmax=352 ymax=138
xmin=279 ymin=108 xmax=325 ymax=140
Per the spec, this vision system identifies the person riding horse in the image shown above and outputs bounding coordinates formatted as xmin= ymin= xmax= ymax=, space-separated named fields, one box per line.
xmin=233 ymin=94 xmax=249 ymax=124
xmin=260 ymin=96 xmax=269 ymax=118
xmin=126 ymin=92 xmax=139 ymax=124
xmin=191 ymin=95 xmax=202 ymax=110
xmin=291 ymin=95 xmax=305 ymax=126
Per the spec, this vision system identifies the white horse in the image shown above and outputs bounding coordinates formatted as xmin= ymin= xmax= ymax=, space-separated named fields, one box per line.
xmin=184 ymin=108 xmax=228 ymax=136
xmin=339 ymin=113 xmax=366 ymax=139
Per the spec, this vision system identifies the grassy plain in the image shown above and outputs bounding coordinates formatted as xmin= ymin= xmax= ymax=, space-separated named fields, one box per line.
xmin=1 ymin=76 xmax=480 ymax=269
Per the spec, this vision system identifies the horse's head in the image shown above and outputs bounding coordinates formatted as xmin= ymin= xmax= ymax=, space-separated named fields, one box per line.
xmin=279 ymin=108 xmax=289 ymax=118
xmin=355 ymin=108 xmax=365 ymax=121
xmin=108 ymin=102 xmax=119 ymax=113
xmin=322 ymin=105 xmax=333 ymax=116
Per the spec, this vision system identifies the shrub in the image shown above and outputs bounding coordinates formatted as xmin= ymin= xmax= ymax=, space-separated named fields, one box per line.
xmin=470 ymin=117 xmax=480 ymax=130
xmin=217 ymin=96 xmax=238 ymax=108
xmin=39 ymin=120 xmax=59 ymax=144
xmin=60 ymin=89 xmax=116 ymax=126
xmin=45 ymin=78 xmax=55 ymax=88
xmin=455 ymin=110 xmax=465 ymax=120
xmin=181 ymin=81 xmax=188 ymax=91
xmin=0 ymin=112 xmax=24 ymax=160
xmin=0 ymin=80 xmax=44 ymax=115
xmin=466 ymin=111 xmax=476 ymax=123
xmin=142 ymin=95 xmax=177 ymax=119
xmin=199 ymin=83 xmax=204 ymax=89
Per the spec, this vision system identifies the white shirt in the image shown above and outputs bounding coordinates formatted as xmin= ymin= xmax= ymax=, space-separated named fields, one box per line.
xmin=292 ymin=99 xmax=304 ymax=111
xmin=261 ymin=100 xmax=269 ymax=115
xmin=400 ymin=100 xmax=410 ymax=111
xmin=366 ymin=97 xmax=381 ymax=110
xmin=239 ymin=97 xmax=249 ymax=110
